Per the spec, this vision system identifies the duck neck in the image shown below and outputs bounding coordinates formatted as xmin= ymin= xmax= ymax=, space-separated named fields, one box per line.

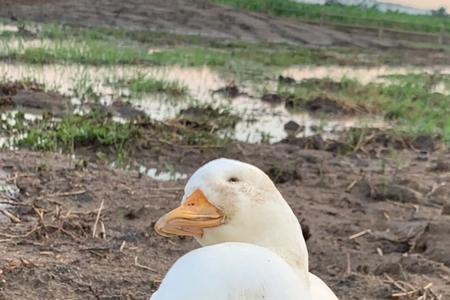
xmin=198 ymin=197 xmax=310 ymax=283
xmin=257 ymin=216 xmax=310 ymax=284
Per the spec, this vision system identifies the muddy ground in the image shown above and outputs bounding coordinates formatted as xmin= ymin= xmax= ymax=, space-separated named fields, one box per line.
xmin=0 ymin=0 xmax=381 ymax=47
xmin=0 ymin=0 xmax=449 ymax=53
xmin=1 ymin=123 xmax=450 ymax=299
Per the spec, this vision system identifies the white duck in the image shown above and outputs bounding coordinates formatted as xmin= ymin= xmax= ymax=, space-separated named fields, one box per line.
xmin=153 ymin=158 xmax=338 ymax=300
xmin=150 ymin=242 xmax=311 ymax=300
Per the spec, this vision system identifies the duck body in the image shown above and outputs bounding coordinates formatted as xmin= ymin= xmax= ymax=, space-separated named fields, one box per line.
xmin=150 ymin=242 xmax=312 ymax=300
xmin=153 ymin=158 xmax=338 ymax=300
xmin=310 ymin=273 xmax=338 ymax=300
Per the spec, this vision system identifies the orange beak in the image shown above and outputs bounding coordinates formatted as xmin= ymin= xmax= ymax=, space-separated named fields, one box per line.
xmin=155 ymin=189 xmax=225 ymax=238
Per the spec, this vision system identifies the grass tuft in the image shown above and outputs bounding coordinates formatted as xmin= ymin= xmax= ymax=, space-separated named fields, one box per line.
xmin=116 ymin=75 xmax=189 ymax=98
xmin=15 ymin=111 xmax=135 ymax=155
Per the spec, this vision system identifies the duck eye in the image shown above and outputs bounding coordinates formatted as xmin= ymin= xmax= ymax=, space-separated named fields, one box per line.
xmin=228 ymin=177 xmax=239 ymax=183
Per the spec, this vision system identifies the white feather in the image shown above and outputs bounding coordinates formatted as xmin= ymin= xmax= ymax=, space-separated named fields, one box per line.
xmin=150 ymin=242 xmax=312 ymax=300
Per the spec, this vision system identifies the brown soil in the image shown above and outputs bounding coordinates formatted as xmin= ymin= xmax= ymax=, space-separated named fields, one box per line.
xmin=261 ymin=93 xmax=284 ymax=105
xmin=212 ymin=83 xmax=242 ymax=99
xmin=1 ymin=126 xmax=450 ymax=299
xmin=0 ymin=0 xmax=369 ymax=47
xmin=283 ymin=95 xmax=368 ymax=115
xmin=0 ymin=82 xmax=71 ymax=116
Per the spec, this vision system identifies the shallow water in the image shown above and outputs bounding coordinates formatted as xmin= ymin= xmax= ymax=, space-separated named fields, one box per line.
xmin=139 ymin=166 xmax=188 ymax=181
xmin=0 ymin=38 xmax=56 ymax=52
xmin=109 ymin=162 xmax=188 ymax=181
xmin=3 ymin=63 xmax=448 ymax=144
xmin=281 ymin=65 xmax=450 ymax=85
xmin=0 ymin=63 xmax=410 ymax=144
xmin=0 ymin=110 xmax=43 ymax=149
xmin=0 ymin=24 xmax=19 ymax=33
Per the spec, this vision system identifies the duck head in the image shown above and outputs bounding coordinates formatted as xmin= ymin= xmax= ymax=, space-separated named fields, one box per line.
xmin=155 ymin=158 xmax=309 ymax=277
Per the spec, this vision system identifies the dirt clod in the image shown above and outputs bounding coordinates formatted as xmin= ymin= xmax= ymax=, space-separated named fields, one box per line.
xmin=430 ymin=158 xmax=450 ymax=173
xmin=283 ymin=120 xmax=304 ymax=137
xmin=261 ymin=93 xmax=284 ymax=104
xmin=371 ymin=183 xmax=424 ymax=204
xmin=305 ymin=96 xmax=356 ymax=115
xmin=416 ymin=220 xmax=450 ymax=267
xmin=411 ymin=135 xmax=440 ymax=152
xmin=0 ymin=96 xmax=15 ymax=107
xmin=111 ymin=100 xmax=146 ymax=119
xmin=265 ymin=165 xmax=301 ymax=184
xmin=212 ymin=83 xmax=241 ymax=98
xmin=374 ymin=261 xmax=402 ymax=276
xmin=0 ymin=82 xmax=70 ymax=116
xmin=278 ymin=75 xmax=296 ymax=85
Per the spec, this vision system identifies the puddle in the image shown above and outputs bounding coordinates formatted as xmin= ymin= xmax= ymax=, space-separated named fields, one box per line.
xmin=109 ymin=162 xmax=188 ymax=181
xmin=0 ymin=110 xmax=44 ymax=149
xmin=0 ymin=24 xmax=19 ymax=33
xmin=0 ymin=38 xmax=56 ymax=53
xmin=433 ymin=82 xmax=450 ymax=95
xmin=0 ymin=110 xmax=42 ymax=146
xmin=0 ymin=133 xmax=27 ymax=150
xmin=233 ymin=110 xmax=386 ymax=143
xmin=1 ymin=110 xmax=42 ymax=125
xmin=139 ymin=166 xmax=188 ymax=181
xmin=1 ymin=63 xmax=448 ymax=144
xmin=281 ymin=65 xmax=450 ymax=85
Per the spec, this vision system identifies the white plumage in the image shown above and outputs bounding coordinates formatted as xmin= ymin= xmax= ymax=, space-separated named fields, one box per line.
xmin=150 ymin=242 xmax=311 ymax=300
xmin=152 ymin=158 xmax=338 ymax=300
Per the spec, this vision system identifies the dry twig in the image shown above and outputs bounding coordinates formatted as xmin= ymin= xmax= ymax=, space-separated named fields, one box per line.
xmin=92 ymin=200 xmax=104 ymax=238
xmin=349 ymin=229 xmax=371 ymax=240
xmin=0 ymin=208 xmax=21 ymax=223
xmin=134 ymin=256 xmax=157 ymax=272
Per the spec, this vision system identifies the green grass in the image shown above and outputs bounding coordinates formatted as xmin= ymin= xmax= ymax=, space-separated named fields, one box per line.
xmin=279 ymin=74 xmax=450 ymax=143
xmin=178 ymin=104 xmax=241 ymax=130
xmin=213 ymin=0 xmax=450 ymax=33
xmin=0 ymin=22 xmax=332 ymax=69
xmin=15 ymin=112 xmax=135 ymax=155
xmin=1 ymin=21 xmax=441 ymax=71
xmin=114 ymin=75 xmax=189 ymax=98
xmin=0 ymin=39 xmax=319 ymax=68
xmin=9 ymin=108 xmax=234 ymax=159
xmin=146 ymin=104 xmax=241 ymax=146
xmin=380 ymin=73 xmax=450 ymax=91
xmin=1 ymin=40 xmax=153 ymax=65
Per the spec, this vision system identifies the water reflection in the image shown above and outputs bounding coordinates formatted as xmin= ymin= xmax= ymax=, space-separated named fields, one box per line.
xmin=281 ymin=65 xmax=450 ymax=85
xmin=1 ymin=63 xmax=446 ymax=144
xmin=139 ymin=166 xmax=188 ymax=181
